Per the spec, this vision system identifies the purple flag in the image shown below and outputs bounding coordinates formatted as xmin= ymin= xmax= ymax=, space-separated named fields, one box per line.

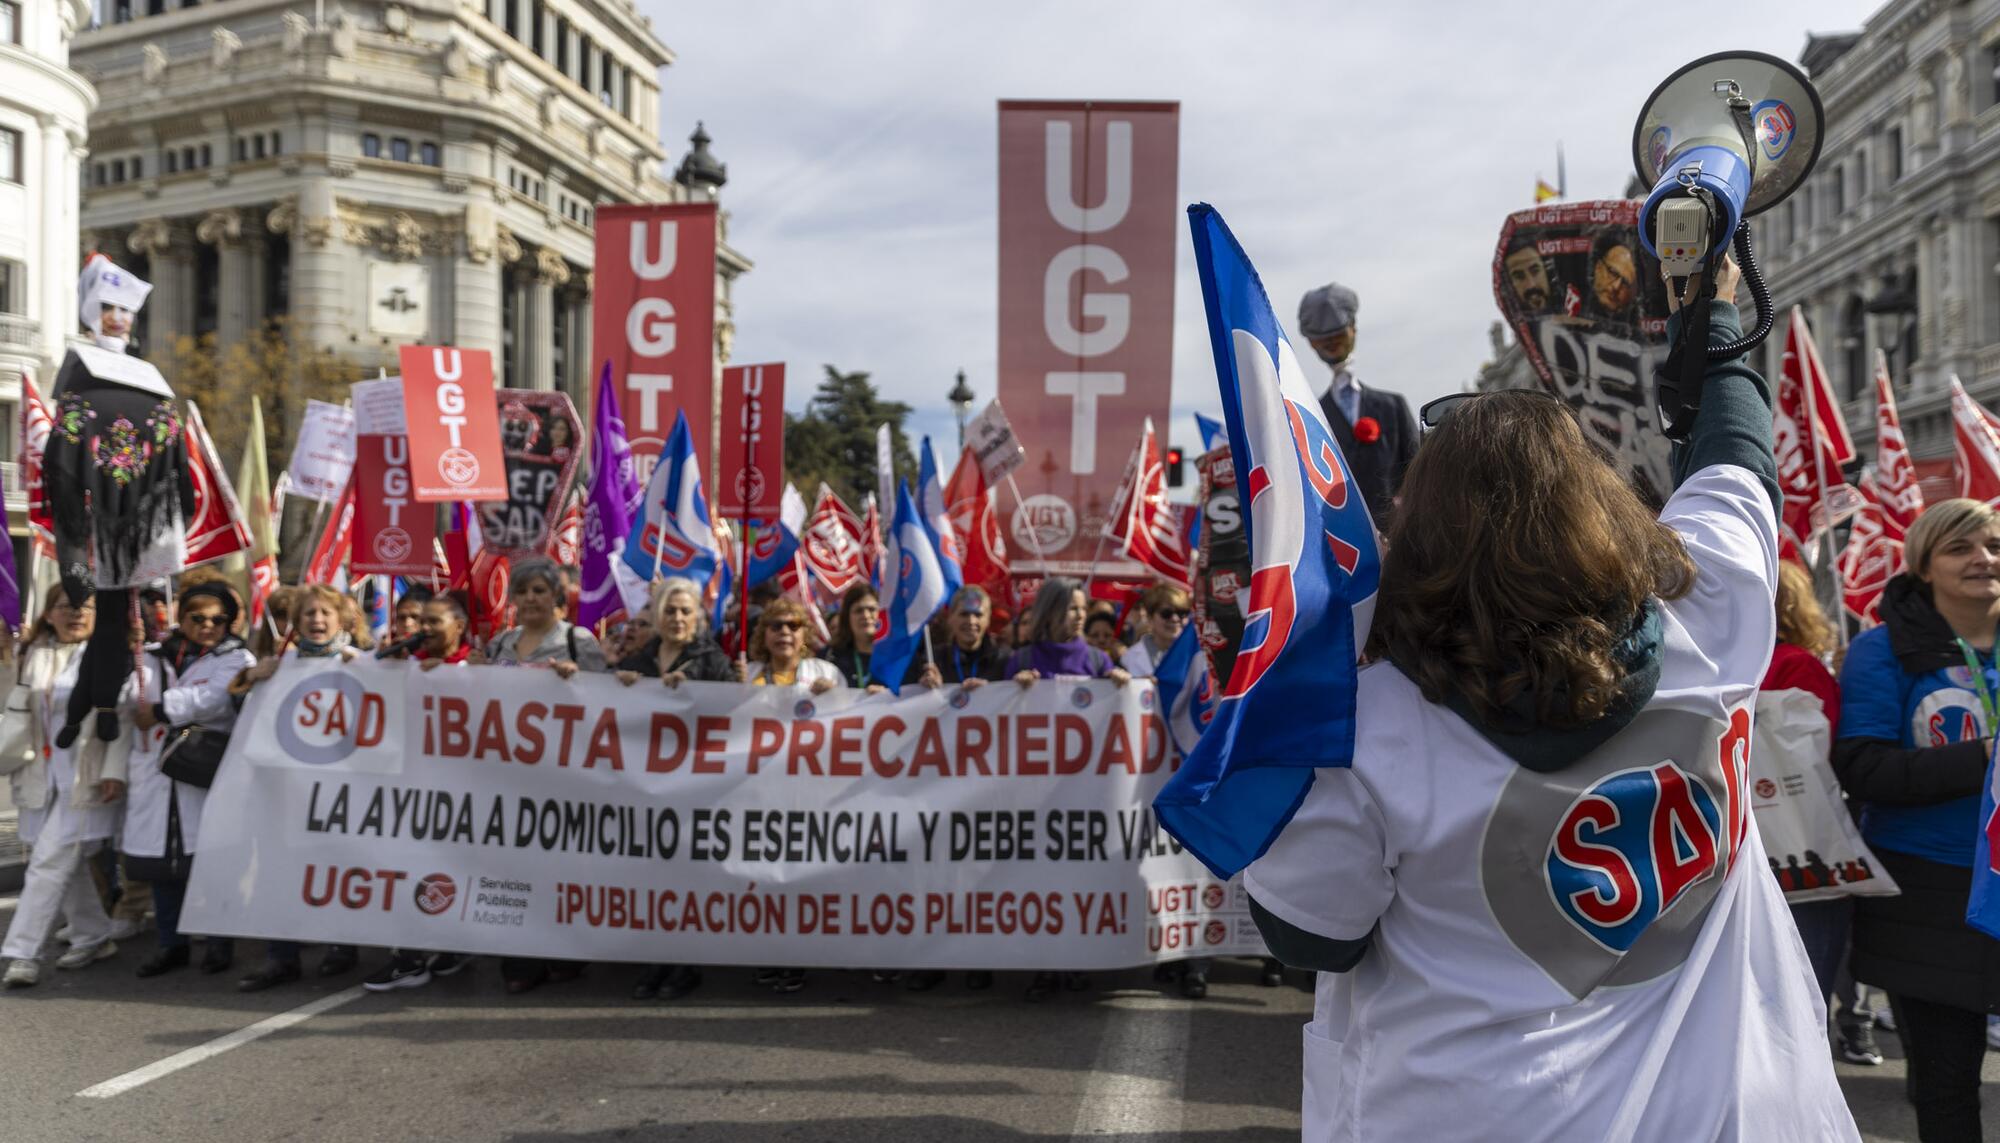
xmin=578 ymin=363 xmax=645 ymax=628
xmin=0 ymin=535 xmax=18 ymax=633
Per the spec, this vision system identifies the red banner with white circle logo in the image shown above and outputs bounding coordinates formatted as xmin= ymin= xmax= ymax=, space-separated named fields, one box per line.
xmin=399 ymin=345 xmax=507 ymax=502
xmin=591 ymin=202 xmax=717 ymax=479
xmin=352 ymin=432 xmax=438 ymax=577
xmin=716 ymin=363 xmax=784 ymax=522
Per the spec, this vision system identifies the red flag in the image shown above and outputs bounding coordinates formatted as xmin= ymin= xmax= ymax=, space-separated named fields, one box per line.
xmin=1870 ymin=350 xmax=1923 ymax=542
xmin=860 ymin=493 xmax=885 ymax=588
xmin=546 ymin=492 xmax=583 ymax=567
xmin=1839 ymin=472 xmax=1900 ymax=626
xmin=1952 ymin=378 xmax=2000 ymax=506
xmin=801 ymin=484 xmax=865 ymax=603
xmin=946 ymin=445 xmax=1011 ymax=622
xmin=777 ymin=551 xmax=833 ymax=646
xmin=1103 ymin=419 xmax=1192 ymax=585
xmin=182 ymin=402 xmax=253 ymax=568
xmin=19 ymin=369 xmax=52 ymax=558
xmin=1775 ymin=308 xmax=1858 ymax=560
xmin=304 ymin=479 xmax=356 ymax=585
xmin=248 ymin=555 xmax=279 ymax=627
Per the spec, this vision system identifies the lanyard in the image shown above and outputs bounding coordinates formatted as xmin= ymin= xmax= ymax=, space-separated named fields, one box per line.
xmin=951 ymin=644 xmax=966 ymax=683
xmin=1954 ymin=626 xmax=2000 ymax=729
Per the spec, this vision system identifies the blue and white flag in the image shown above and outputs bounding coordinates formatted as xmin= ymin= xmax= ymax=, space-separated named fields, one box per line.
xmin=917 ymin=436 xmax=963 ymax=579
xmin=621 ymin=411 xmax=721 ymax=590
xmin=1153 ymin=205 xmax=1383 ymax=880
xmin=1194 ymin=412 xmax=1225 ymax=453
xmin=868 ymin=480 xmax=963 ymax=690
xmin=1151 ymin=622 xmax=1216 ymax=758
xmin=745 ymin=483 xmax=807 ymax=589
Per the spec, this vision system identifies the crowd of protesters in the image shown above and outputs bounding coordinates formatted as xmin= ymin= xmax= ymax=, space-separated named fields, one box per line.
xmin=0 ymin=561 xmax=1269 ymax=1005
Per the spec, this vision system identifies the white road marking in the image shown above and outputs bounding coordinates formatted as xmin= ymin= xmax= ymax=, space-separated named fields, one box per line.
xmin=1068 ymin=994 xmax=1192 ymax=1139
xmin=76 ymin=986 xmax=367 ymax=1099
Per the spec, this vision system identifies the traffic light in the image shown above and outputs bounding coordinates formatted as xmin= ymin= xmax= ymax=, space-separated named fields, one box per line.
xmin=1165 ymin=446 xmax=1185 ymax=488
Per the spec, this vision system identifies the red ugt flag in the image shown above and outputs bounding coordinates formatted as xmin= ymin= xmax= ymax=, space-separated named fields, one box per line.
xmin=1870 ymin=351 xmax=1923 ymax=541
xmin=1840 ymin=472 xmax=1900 ymax=626
xmin=1953 ymin=378 xmax=2000 ymax=506
xmin=945 ymin=444 xmax=1011 ymax=623
xmin=1103 ymin=418 xmax=1191 ymax=585
xmin=801 ymin=484 xmax=865 ymax=602
xmin=1775 ymin=308 xmax=1857 ymax=560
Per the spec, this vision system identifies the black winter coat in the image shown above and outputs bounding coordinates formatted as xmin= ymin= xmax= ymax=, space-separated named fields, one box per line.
xmin=616 ymin=636 xmax=736 ymax=682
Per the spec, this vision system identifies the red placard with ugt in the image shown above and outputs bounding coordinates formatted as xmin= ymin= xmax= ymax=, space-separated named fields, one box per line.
xmin=352 ymin=432 xmax=438 ymax=576
xmin=592 ymin=202 xmax=718 ymax=477
xmin=399 ymin=345 xmax=507 ymax=502
xmin=718 ymin=363 xmax=785 ymax=522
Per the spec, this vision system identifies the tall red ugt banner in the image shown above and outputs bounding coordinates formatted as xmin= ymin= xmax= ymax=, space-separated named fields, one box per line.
xmin=593 ymin=203 xmax=717 ymax=483
xmin=997 ymin=101 xmax=1178 ymax=576
xmin=717 ymin=363 xmax=785 ymax=523
xmin=1774 ymin=307 xmax=1857 ymax=561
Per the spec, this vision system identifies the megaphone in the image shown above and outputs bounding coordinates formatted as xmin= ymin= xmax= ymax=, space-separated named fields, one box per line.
xmin=1631 ymin=50 xmax=1823 ymax=438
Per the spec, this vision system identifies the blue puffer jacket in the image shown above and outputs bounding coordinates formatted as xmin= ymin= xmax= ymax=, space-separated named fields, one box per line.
xmin=1834 ymin=574 xmax=1995 ymax=868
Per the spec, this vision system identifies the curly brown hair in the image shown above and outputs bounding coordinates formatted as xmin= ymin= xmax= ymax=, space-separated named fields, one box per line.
xmin=751 ymin=596 xmax=812 ymax=664
xmin=1369 ymin=391 xmax=1697 ymax=729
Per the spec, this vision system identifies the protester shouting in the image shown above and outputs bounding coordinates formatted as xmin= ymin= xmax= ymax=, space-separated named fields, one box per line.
xmin=1243 ymin=262 xmax=1858 ymax=1140
xmin=230 ymin=584 xmax=362 ymax=990
xmin=827 ymin=584 xmax=884 ymax=691
xmin=1835 ymin=498 xmax=2000 ymax=1140
xmin=126 ymin=581 xmax=255 ymax=979
xmin=615 ymin=576 xmax=734 ymax=1002
xmin=366 ymin=593 xmax=475 ymax=991
xmin=2 ymin=595 xmax=125 ymax=988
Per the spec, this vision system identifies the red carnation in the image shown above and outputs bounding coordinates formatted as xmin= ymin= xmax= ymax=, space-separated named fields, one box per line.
xmin=1353 ymin=416 xmax=1382 ymax=444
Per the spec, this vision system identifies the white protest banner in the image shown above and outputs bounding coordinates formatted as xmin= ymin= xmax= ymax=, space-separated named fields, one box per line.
xmin=286 ymin=400 xmax=358 ymax=503
xmin=181 ymin=661 xmax=1266 ymax=968
xmin=967 ymin=399 xmax=1026 ymax=484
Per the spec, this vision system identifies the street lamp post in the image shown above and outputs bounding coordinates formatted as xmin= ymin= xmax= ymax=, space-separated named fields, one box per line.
xmin=948 ymin=368 xmax=976 ymax=449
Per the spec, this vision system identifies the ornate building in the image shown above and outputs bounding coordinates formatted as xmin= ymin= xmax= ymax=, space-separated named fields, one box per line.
xmin=69 ymin=0 xmax=748 ymax=412
xmin=0 ymin=0 xmax=95 ymax=538
xmin=1763 ymin=2 xmax=2000 ymax=481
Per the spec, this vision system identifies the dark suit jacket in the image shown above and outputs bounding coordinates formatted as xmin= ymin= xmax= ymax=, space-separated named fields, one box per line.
xmin=1318 ymin=385 xmax=1418 ymax=526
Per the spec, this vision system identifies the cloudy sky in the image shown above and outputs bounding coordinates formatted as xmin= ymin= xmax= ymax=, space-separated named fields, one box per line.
xmin=640 ymin=0 xmax=1882 ymax=461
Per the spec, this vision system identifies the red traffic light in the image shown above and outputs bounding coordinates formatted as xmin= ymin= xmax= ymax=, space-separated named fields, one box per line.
xmin=1165 ymin=447 xmax=1186 ymax=487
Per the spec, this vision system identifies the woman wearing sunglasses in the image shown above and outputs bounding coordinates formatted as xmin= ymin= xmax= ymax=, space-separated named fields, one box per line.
xmin=1245 ymin=258 xmax=1857 ymax=1140
xmin=128 ymin=581 xmax=254 ymax=979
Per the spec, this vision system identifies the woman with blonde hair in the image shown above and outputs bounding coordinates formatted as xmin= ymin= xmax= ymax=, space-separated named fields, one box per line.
xmin=1245 ymin=267 xmax=1857 ymax=1140
xmin=745 ymin=596 xmax=840 ymax=693
xmin=1837 ymin=496 xmax=2000 ymax=1139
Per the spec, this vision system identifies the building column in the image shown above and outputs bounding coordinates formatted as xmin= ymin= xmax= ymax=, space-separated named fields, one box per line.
xmin=198 ymin=208 xmax=251 ymax=349
xmin=125 ymin=218 xmax=194 ymax=354
xmin=450 ymin=201 xmax=506 ymax=374
xmin=276 ymin=185 xmax=348 ymax=357
xmin=37 ymin=120 xmax=80 ymax=367
xmin=524 ymin=247 xmax=567 ymax=392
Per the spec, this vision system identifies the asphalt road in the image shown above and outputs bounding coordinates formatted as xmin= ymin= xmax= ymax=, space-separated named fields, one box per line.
xmin=0 ymin=893 xmax=1994 ymax=1142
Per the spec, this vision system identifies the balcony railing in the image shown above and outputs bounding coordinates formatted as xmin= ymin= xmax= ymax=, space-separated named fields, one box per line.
xmin=0 ymin=313 xmax=36 ymax=353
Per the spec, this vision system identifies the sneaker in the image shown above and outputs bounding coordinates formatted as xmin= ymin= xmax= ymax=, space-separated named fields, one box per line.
xmin=1839 ymin=1025 xmax=1885 ymax=1067
xmin=3 ymin=959 xmax=40 ymax=987
xmin=362 ymin=959 xmax=432 ymax=992
xmin=52 ymin=925 xmax=73 ymax=944
xmin=1181 ymin=970 xmax=1209 ymax=1000
xmin=1261 ymin=959 xmax=1285 ymax=988
xmin=1875 ymin=1006 xmax=1897 ymax=1034
xmin=771 ymin=969 xmax=806 ymax=994
xmin=107 ymin=917 xmax=147 ymax=942
xmin=753 ymin=967 xmax=782 ymax=987
xmin=318 ymin=947 xmax=359 ymax=977
xmin=55 ymin=940 xmax=117 ymax=970
xmin=426 ymin=952 xmax=472 ymax=978
xmin=135 ymin=946 xmax=191 ymax=978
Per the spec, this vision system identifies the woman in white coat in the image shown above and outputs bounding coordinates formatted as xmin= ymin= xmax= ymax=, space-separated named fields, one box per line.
xmin=2 ymin=594 xmax=128 ymax=987
xmin=126 ymin=581 xmax=253 ymax=977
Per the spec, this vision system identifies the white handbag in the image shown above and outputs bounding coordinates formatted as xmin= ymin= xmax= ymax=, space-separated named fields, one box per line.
xmin=0 ymin=681 xmax=38 ymax=776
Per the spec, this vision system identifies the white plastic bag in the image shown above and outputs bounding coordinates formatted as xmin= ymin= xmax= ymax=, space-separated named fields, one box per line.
xmin=1749 ymin=688 xmax=1899 ymax=902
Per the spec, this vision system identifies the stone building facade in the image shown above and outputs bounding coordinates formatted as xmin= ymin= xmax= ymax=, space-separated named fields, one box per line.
xmin=1762 ymin=1 xmax=2000 ymax=479
xmin=0 ymin=0 xmax=94 ymax=536
xmin=69 ymin=0 xmax=747 ymax=414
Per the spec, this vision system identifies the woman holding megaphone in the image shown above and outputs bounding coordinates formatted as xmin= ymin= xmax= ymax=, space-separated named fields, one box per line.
xmin=1245 ymin=257 xmax=1859 ymax=1141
